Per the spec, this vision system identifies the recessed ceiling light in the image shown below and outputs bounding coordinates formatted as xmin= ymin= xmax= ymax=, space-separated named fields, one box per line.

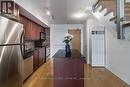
xmin=85 ymin=7 xmax=92 ymax=11
xmin=73 ymin=12 xmax=86 ymax=18
xmin=46 ymin=10 xmax=51 ymax=16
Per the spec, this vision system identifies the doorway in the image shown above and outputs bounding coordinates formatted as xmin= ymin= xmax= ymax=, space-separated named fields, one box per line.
xmin=68 ymin=29 xmax=81 ymax=52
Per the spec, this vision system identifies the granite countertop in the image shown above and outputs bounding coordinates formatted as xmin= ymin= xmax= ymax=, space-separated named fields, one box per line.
xmin=24 ymin=46 xmax=47 ymax=58
xmin=53 ymin=49 xmax=84 ymax=58
xmin=24 ymin=51 xmax=34 ymax=59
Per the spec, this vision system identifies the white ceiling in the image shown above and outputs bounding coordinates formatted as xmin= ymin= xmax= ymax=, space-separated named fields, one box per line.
xmin=16 ymin=0 xmax=97 ymax=24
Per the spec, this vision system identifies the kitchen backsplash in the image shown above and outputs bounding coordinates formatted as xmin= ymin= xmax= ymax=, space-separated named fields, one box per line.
xmin=24 ymin=41 xmax=35 ymax=53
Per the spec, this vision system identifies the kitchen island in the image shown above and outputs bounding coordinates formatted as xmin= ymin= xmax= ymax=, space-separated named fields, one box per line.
xmin=53 ymin=49 xmax=86 ymax=87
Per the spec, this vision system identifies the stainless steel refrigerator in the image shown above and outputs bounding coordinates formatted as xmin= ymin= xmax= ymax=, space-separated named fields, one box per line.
xmin=0 ymin=16 xmax=24 ymax=87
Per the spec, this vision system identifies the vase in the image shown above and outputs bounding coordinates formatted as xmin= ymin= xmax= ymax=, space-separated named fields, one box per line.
xmin=65 ymin=43 xmax=71 ymax=57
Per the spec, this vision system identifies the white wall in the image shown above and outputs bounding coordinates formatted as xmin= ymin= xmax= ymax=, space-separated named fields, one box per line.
xmin=105 ymin=27 xmax=130 ymax=85
xmin=83 ymin=22 xmax=87 ymax=61
xmin=86 ymin=18 xmax=130 ymax=85
xmin=50 ymin=24 xmax=84 ymax=57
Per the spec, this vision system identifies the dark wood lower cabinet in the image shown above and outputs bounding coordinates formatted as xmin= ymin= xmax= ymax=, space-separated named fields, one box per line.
xmin=33 ymin=47 xmax=45 ymax=71
xmin=39 ymin=47 xmax=45 ymax=66
xmin=33 ymin=50 xmax=39 ymax=71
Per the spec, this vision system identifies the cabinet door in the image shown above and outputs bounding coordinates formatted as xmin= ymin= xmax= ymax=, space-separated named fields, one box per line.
xmin=31 ymin=22 xmax=37 ymax=40
xmin=20 ymin=16 xmax=28 ymax=39
xmin=39 ymin=48 xmax=45 ymax=66
xmin=36 ymin=24 xmax=40 ymax=40
xmin=37 ymin=25 xmax=42 ymax=40
xmin=27 ymin=20 xmax=32 ymax=39
xmin=42 ymin=47 xmax=46 ymax=63
xmin=21 ymin=17 xmax=31 ymax=40
xmin=33 ymin=50 xmax=39 ymax=71
xmin=31 ymin=23 xmax=40 ymax=40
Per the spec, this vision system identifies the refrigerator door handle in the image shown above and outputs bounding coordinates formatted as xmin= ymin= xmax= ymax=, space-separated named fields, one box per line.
xmin=20 ymin=30 xmax=25 ymax=58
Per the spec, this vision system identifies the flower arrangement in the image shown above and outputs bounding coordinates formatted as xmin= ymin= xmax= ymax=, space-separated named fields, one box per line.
xmin=63 ymin=33 xmax=73 ymax=44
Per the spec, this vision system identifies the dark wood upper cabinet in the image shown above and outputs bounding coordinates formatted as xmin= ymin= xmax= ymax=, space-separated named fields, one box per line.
xmin=31 ymin=22 xmax=37 ymax=40
xmin=19 ymin=15 xmax=45 ymax=40
xmin=25 ymin=20 xmax=32 ymax=39
xmin=20 ymin=16 xmax=31 ymax=40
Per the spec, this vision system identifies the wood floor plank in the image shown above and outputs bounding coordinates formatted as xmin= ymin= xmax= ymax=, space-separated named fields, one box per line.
xmin=84 ymin=64 xmax=129 ymax=87
xmin=23 ymin=59 xmax=53 ymax=87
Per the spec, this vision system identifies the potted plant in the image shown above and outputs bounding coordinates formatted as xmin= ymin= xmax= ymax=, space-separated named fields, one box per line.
xmin=63 ymin=33 xmax=73 ymax=57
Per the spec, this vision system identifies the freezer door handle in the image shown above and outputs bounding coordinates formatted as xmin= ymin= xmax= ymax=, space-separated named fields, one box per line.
xmin=0 ymin=43 xmax=24 ymax=46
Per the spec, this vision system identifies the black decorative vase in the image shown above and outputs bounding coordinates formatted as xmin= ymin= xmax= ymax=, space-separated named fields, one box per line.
xmin=65 ymin=43 xmax=71 ymax=57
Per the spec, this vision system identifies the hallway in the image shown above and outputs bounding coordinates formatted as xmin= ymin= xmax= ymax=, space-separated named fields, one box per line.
xmin=23 ymin=59 xmax=129 ymax=87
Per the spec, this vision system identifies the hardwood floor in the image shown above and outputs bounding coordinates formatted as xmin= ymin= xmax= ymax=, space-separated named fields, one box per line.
xmin=23 ymin=59 xmax=129 ymax=87
xmin=84 ymin=65 xmax=129 ymax=87
xmin=23 ymin=59 xmax=53 ymax=87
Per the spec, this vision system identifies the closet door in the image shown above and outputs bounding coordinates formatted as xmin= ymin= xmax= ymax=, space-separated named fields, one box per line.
xmin=91 ymin=31 xmax=105 ymax=67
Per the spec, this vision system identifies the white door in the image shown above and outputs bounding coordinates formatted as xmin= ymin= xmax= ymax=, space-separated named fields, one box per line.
xmin=91 ymin=31 xmax=105 ymax=67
